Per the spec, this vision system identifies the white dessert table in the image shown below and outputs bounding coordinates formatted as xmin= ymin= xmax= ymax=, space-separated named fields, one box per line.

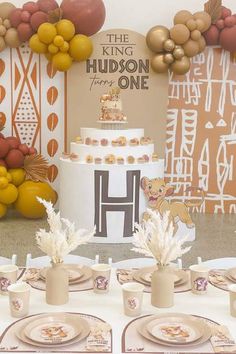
xmin=0 ymin=268 xmax=235 ymax=354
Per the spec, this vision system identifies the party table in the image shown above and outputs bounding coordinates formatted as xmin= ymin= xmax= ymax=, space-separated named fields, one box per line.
xmin=0 ymin=268 xmax=235 ymax=354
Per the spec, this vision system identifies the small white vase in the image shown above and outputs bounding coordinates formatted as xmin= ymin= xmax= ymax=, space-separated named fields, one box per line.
xmin=151 ymin=264 xmax=175 ymax=308
xmin=46 ymin=262 xmax=69 ymax=305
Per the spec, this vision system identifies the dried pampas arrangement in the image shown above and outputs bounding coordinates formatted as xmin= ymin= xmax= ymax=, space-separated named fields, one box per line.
xmin=132 ymin=209 xmax=191 ymax=266
xmin=36 ymin=197 xmax=95 ymax=263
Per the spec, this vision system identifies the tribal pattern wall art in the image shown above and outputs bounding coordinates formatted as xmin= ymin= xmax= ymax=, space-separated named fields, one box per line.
xmin=165 ymin=46 xmax=236 ymax=214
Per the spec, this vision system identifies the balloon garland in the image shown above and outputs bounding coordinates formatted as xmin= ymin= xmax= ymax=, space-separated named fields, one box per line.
xmin=146 ymin=0 xmax=236 ymax=75
xmin=0 ymin=0 xmax=106 ymax=71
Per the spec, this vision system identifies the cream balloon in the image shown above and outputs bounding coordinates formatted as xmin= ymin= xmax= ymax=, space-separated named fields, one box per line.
xmin=0 ymin=36 xmax=6 ymax=52
xmin=151 ymin=54 xmax=169 ymax=73
xmin=194 ymin=12 xmax=211 ymax=32
xmin=171 ymin=56 xmax=190 ymax=75
xmin=146 ymin=25 xmax=170 ymax=53
xmin=4 ymin=28 xmax=20 ymax=48
xmin=191 ymin=29 xmax=201 ymax=41
xmin=197 ymin=36 xmax=206 ymax=53
xmin=186 ymin=19 xmax=197 ymax=31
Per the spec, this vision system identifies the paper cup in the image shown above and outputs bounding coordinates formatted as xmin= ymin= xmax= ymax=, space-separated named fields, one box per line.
xmin=189 ymin=264 xmax=209 ymax=295
xmin=0 ymin=264 xmax=18 ymax=295
xmin=122 ymin=282 xmax=145 ymax=317
xmin=91 ymin=263 xmax=111 ymax=294
xmin=8 ymin=282 xmax=31 ymax=318
xmin=228 ymin=284 xmax=236 ymax=317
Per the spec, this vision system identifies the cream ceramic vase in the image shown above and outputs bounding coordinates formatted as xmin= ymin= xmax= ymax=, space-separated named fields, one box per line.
xmin=151 ymin=265 xmax=175 ymax=308
xmin=46 ymin=262 xmax=69 ymax=305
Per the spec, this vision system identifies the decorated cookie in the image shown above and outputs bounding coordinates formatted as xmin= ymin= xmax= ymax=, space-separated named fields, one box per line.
xmin=86 ymin=155 xmax=94 ymax=163
xmin=127 ymin=156 xmax=135 ymax=164
xmin=92 ymin=139 xmax=99 ymax=146
xmin=75 ymin=136 xmax=83 ymax=144
xmin=94 ymin=157 xmax=102 ymax=164
xmin=101 ymin=138 xmax=108 ymax=146
xmin=152 ymin=153 xmax=158 ymax=162
xmin=129 ymin=138 xmax=139 ymax=146
xmin=143 ymin=154 xmax=149 ymax=162
xmin=118 ymin=136 xmax=127 ymax=146
xmin=70 ymin=153 xmax=79 ymax=162
xmin=105 ymin=154 xmax=116 ymax=164
xmin=117 ymin=157 xmax=124 ymax=164
xmin=85 ymin=137 xmax=92 ymax=145
xmin=140 ymin=137 xmax=149 ymax=145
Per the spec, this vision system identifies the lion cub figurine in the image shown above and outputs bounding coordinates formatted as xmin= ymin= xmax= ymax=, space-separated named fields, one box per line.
xmin=141 ymin=177 xmax=205 ymax=230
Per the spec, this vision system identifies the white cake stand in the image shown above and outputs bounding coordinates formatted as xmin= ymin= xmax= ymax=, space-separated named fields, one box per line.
xmin=97 ymin=120 xmax=128 ymax=130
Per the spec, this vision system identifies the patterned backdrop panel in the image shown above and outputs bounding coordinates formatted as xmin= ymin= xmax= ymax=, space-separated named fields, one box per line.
xmin=0 ymin=44 xmax=66 ymax=192
xmin=166 ymin=47 xmax=236 ymax=214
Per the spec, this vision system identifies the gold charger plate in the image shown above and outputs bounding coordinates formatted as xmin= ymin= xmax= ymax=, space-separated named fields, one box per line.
xmin=16 ymin=314 xmax=90 ymax=348
xmin=133 ymin=267 xmax=188 ymax=287
xmin=137 ymin=313 xmax=212 ymax=348
xmin=23 ymin=313 xmax=83 ymax=345
xmin=146 ymin=315 xmax=204 ymax=344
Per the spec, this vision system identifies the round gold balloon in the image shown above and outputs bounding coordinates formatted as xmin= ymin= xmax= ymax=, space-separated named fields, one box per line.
xmin=197 ymin=36 xmax=206 ymax=53
xmin=182 ymin=39 xmax=200 ymax=57
xmin=163 ymin=39 xmax=175 ymax=52
xmin=146 ymin=25 xmax=170 ymax=53
xmin=193 ymin=11 xmax=211 ymax=32
xmin=173 ymin=46 xmax=185 ymax=59
xmin=186 ymin=19 xmax=197 ymax=31
xmin=151 ymin=54 xmax=169 ymax=73
xmin=171 ymin=56 xmax=191 ymax=75
xmin=164 ymin=53 xmax=174 ymax=64
xmin=170 ymin=24 xmax=190 ymax=45
xmin=191 ymin=29 xmax=201 ymax=41
xmin=174 ymin=10 xmax=193 ymax=25
xmin=0 ymin=2 xmax=15 ymax=20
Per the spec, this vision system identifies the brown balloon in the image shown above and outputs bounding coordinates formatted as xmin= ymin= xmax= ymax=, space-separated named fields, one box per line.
xmin=164 ymin=53 xmax=174 ymax=64
xmin=163 ymin=39 xmax=175 ymax=52
xmin=173 ymin=46 xmax=185 ymax=59
xmin=146 ymin=25 xmax=170 ymax=53
xmin=170 ymin=24 xmax=190 ymax=45
xmin=174 ymin=10 xmax=193 ymax=25
xmin=191 ymin=29 xmax=201 ymax=41
xmin=197 ymin=36 xmax=206 ymax=53
xmin=151 ymin=54 xmax=169 ymax=73
xmin=171 ymin=56 xmax=190 ymax=75
xmin=193 ymin=11 xmax=211 ymax=32
xmin=183 ymin=39 xmax=200 ymax=57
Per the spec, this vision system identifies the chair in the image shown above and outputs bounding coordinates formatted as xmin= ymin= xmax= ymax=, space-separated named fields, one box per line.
xmin=109 ymin=257 xmax=182 ymax=269
xmin=25 ymin=254 xmax=100 ymax=268
xmin=0 ymin=254 xmax=17 ymax=265
xmin=197 ymin=257 xmax=236 ymax=269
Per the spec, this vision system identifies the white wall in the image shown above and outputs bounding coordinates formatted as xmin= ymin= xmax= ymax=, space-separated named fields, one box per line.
xmin=9 ymin=0 xmax=236 ymax=35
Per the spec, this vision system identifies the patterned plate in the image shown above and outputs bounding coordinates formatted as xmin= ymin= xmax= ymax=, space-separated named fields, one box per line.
xmin=133 ymin=267 xmax=188 ymax=287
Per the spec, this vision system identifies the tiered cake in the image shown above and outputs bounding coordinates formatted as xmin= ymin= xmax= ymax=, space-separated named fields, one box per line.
xmin=59 ymin=88 xmax=164 ymax=243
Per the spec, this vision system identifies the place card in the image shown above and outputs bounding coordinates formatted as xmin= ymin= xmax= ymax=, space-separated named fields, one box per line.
xmin=210 ymin=325 xmax=236 ymax=353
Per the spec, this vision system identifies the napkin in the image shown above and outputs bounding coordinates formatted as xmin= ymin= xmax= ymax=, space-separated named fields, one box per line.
xmin=210 ymin=325 xmax=236 ymax=353
xmin=85 ymin=322 xmax=112 ymax=352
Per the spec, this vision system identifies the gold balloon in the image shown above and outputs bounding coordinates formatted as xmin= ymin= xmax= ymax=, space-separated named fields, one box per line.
xmin=193 ymin=12 xmax=211 ymax=32
xmin=170 ymin=24 xmax=190 ymax=45
xmin=171 ymin=56 xmax=191 ymax=75
xmin=164 ymin=39 xmax=175 ymax=52
xmin=173 ymin=46 xmax=185 ymax=59
xmin=151 ymin=54 xmax=169 ymax=73
xmin=182 ymin=39 xmax=199 ymax=57
xmin=197 ymin=36 xmax=206 ymax=53
xmin=4 ymin=28 xmax=20 ymax=48
xmin=0 ymin=2 xmax=15 ymax=20
xmin=164 ymin=53 xmax=174 ymax=64
xmin=146 ymin=25 xmax=170 ymax=53
xmin=174 ymin=10 xmax=193 ymax=25
xmin=191 ymin=29 xmax=201 ymax=41
xmin=186 ymin=19 xmax=197 ymax=31
xmin=0 ymin=36 xmax=6 ymax=52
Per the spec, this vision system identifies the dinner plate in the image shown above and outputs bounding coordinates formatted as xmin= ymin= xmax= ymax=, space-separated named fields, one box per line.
xmin=137 ymin=313 xmax=212 ymax=348
xmin=146 ymin=315 xmax=203 ymax=344
xmin=40 ymin=265 xmax=92 ymax=284
xmin=40 ymin=264 xmax=83 ymax=283
xmin=23 ymin=313 xmax=83 ymax=345
xmin=16 ymin=314 xmax=90 ymax=348
xmin=141 ymin=271 xmax=181 ymax=284
xmin=225 ymin=268 xmax=236 ymax=282
xmin=133 ymin=267 xmax=188 ymax=287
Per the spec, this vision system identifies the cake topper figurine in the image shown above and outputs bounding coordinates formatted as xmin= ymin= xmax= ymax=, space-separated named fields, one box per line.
xmin=99 ymin=87 xmax=127 ymax=122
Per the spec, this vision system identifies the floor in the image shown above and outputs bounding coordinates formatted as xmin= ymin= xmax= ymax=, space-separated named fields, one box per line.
xmin=0 ymin=211 xmax=235 ymax=266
